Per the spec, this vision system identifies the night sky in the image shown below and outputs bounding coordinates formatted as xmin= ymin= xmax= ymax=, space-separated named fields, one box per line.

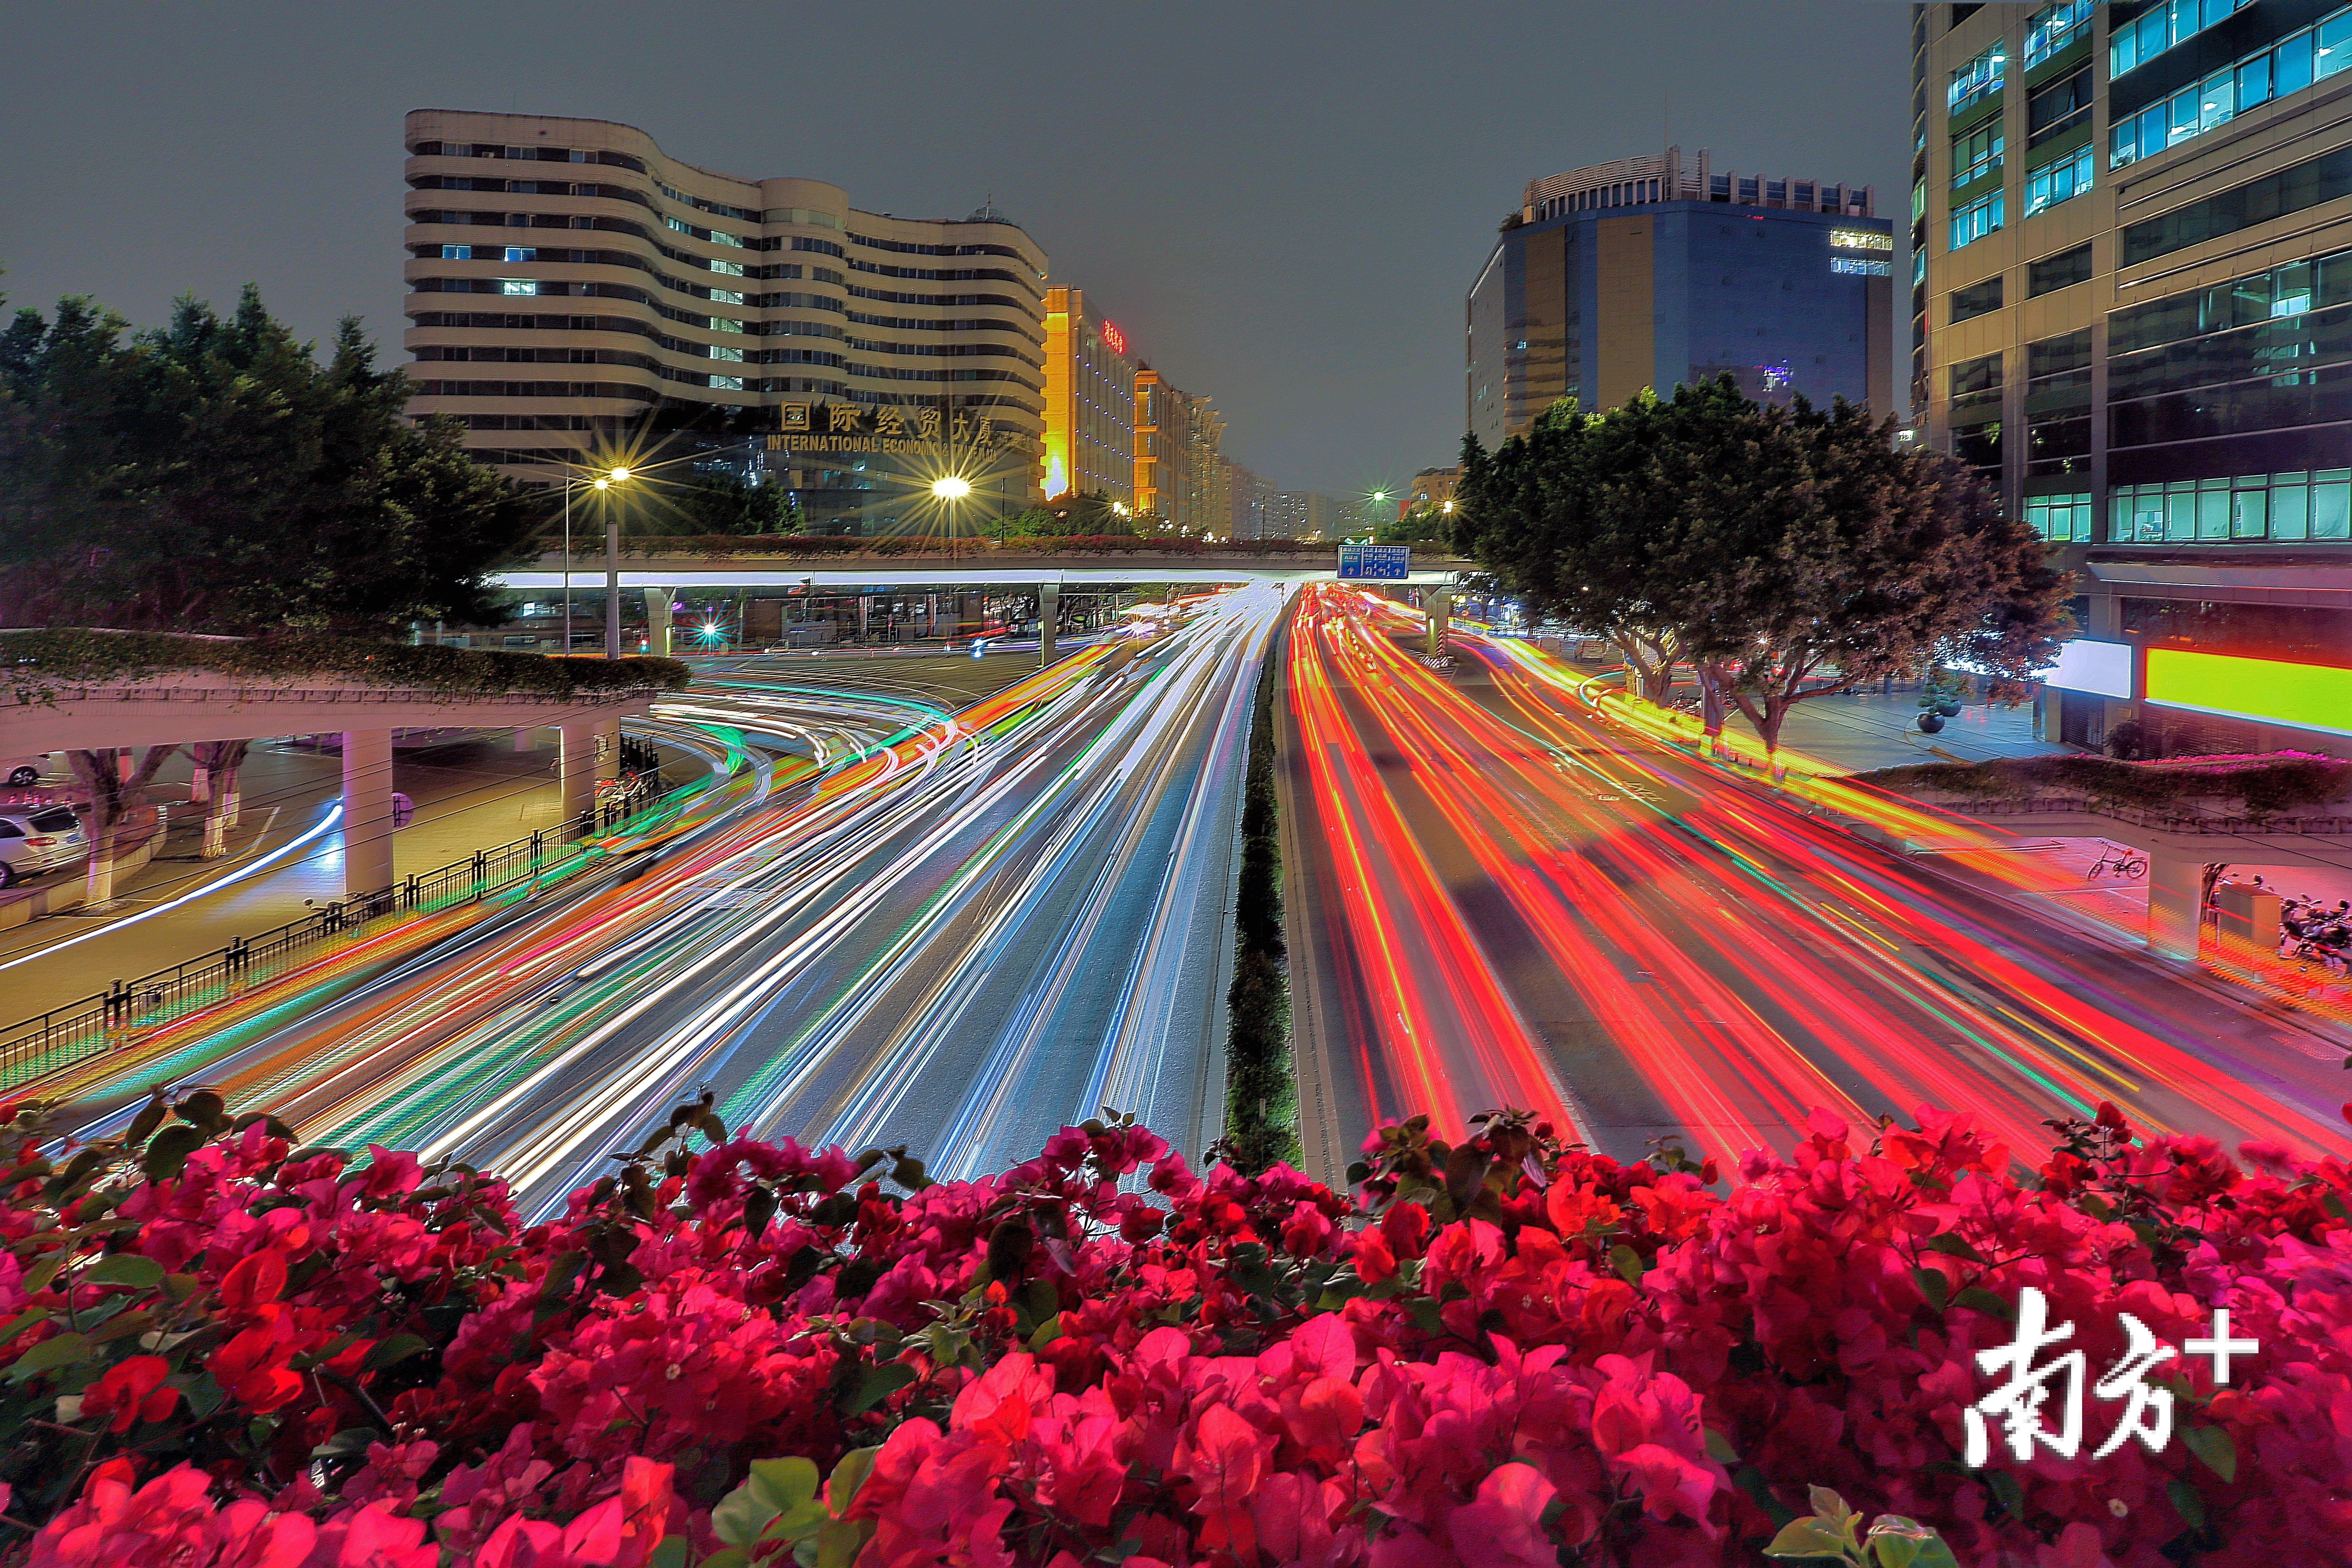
xmin=1 ymin=2 xmax=1910 ymax=496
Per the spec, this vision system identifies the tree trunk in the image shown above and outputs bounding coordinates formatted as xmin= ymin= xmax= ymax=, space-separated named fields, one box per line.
xmin=191 ymin=740 xmax=250 ymax=857
xmin=1697 ymin=665 xmax=1729 ymax=755
xmin=189 ymin=765 xmax=210 ymax=806
xmin=70 ymin=745 xmax=177 ymax=906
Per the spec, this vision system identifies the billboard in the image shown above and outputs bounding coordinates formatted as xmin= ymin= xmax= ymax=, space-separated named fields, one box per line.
xmin=1337 ymin=544 xmax=1410 ymax=580
xmin=2145 ymin=650 xmax=2352 ymax=738
xmin=2047 ymin=638 xmax=2134 ymax=699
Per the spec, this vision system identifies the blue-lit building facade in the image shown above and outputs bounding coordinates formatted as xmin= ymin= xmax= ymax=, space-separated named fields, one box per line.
xmin=1915 ymin=3 xmax=2352 ymax=758
xmin=1467 ymin=147 xmax=1892 ymax=450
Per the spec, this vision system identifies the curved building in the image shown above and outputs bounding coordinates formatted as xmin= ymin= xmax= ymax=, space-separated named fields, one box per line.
xmin=401 ymin=110 xmax=1047 ymax=528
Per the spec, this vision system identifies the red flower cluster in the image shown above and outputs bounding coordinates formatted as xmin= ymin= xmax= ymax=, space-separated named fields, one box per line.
xmin=0 ymin=1092 xmax=2345 ymax=1566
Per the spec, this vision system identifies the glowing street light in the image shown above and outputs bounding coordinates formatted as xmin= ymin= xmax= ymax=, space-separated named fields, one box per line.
xmin=595 ymin=466 xmax=635 ymax=658
xmin=931 ymin=475 xmax=973 ymax=501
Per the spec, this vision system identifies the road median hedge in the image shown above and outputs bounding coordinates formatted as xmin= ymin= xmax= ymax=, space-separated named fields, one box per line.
xmin=1858 ymin=750 xmax=2352 ymax=819
xmin=2 ymin=629 xmax=690 ymax=707
xmin=1224 ymin=620 xmax=1299 ymax=1173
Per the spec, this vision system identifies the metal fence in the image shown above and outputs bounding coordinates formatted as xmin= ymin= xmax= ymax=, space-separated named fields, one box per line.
xmin=0 ymin=779 xmax=658 ymax=1092
xmin=1951 ymin=796 xmax=2352 ymax=835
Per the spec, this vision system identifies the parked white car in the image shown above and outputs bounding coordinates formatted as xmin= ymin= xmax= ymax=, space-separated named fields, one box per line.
xmin=2 ymin=755 xmax=56 ymax=788
xmin=0 ymin=806 xmax=87 ymax=888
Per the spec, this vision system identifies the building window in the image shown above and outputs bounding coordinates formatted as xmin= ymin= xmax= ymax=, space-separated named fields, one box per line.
xmin=2023 ymin=1 xmax=2094 ymax=69
xmin=1949 ymin=190 xmax=2004 ymax=250
xmin=2109 ymin=0 xmax=2256 ymax=80
xmin=2123 ymin=147 xmax=2352 ymax=267
xmin=710 ymin=375 xmax=744 ymax=392
xmin=2026 ymin=67 xmax=2092 ymax=149
xmin=2110 ymin=470 xmax=2352 ymax=542
xmin=1949 ymin=42 xmax=2006 ymax=114
xmin=2024 ymin=492 xmax=2093 ymax=541
xmin=441 ymin=245 xmax=473 ymax=260
xmin=503 ymin=246 xmax=535 ymax=263
xmin=1951 ymin=276 xmax=2004 ymax=323
xmin=1952 ymin=122 xmax=2004 ymax=189
xmin=499 ymin=279 xmax=537 ymax=296
xmin=2028 ymin=242 xmax=2093 ymax=297
xmin=2023 ymin=146 xmax=2093 ymax=217
xmin=2111 ymin=8 xmax=2352 ymax=169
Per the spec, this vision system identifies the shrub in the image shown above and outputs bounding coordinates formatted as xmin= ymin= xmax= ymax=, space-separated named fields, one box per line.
xmin=1859 ymin=751 xmax=2352 ymax=819
xmin=0 ymin=629 xmax=689 ymax=707
xmin=2 ymin=1094 xmax=2347 ymax=1565
xmin=1224 ymin=620 xmax=1297 ymax=1174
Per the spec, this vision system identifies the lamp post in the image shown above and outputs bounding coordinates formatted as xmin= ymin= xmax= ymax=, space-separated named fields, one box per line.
xmin=932 ymin=473 xmax=971 ymax=570
xmin=598 ymin=466 xmax=633 ymax=658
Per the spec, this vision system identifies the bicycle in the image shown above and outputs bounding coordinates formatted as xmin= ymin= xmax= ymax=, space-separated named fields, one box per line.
xmin=2087 ymin=845 xmax=2147 ymax=880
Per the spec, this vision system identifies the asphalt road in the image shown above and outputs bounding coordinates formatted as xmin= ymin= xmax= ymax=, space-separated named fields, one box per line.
xmin=1282 ymin=584 xmax=2352 ymax=1183
xmin=65 ymin=590 xmax=1279 ymax=1217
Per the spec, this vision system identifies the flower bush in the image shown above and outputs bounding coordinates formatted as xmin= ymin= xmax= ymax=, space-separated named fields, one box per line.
xmin=0 ymin=1089 xmax=2345 ymax=1566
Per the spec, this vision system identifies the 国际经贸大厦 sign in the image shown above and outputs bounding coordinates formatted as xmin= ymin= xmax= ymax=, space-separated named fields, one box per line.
xmin=1337 ymin=544 xmax=1410 ymax=580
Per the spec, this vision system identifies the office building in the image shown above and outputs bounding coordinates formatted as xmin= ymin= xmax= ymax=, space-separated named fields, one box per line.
xmin=1271 ymin=492 xmax=1341 ymax=539
xmin=1402 ymin=466 xmax=1461 ymax=519
xmin=1468 ymin=147 xmax=1891 ymax=447
xmin=1913 ymin=3 xmax=2352 ymax=757
xmin=1042 ymin=287 xmax=1137 ymax=506
xmin=1227 ymin=464 xmax=1278 ymax=539
xmin=1140 ymin=379 xmax=1225 ymax=535
xmin=400 ymin=111 xmax=1047 ymax=529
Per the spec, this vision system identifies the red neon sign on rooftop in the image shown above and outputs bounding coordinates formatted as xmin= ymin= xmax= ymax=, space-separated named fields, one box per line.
xmin=1101 ymin=321 xmax=1127 ymax=356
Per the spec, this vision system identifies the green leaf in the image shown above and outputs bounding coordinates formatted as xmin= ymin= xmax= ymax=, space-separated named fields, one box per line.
xmin=2168 ymin=1479 xmax=2207 ymax=1529
xmin=709 ymin=1479 xmax=780 ymax=1548
xmin=1609 ymin=1243 xmax=1645 ymax=1285
xmin=1807 ymin=1487 xmax=1856 ymax=1530
xmin=696 ymin=1550 xmax=751 ymax=1568
xmin=815 ymin=1517 xmax=875 ymax=1568
xmin=1918 ymin=1234 xmax=1984 ymax=1264
xmin=1704 ymin=1426 xmax=1740 ymax=1464
xmin=648 ymin=1539 xmax=692 ymax=1568
xmin=5 ymin=1332 xmax=91 ymax=1381
xmin=748 ymin=1455 xmax=822 ymax=1517
xmin=83 ymin=1254 xmax=164 ymax=1290
xmin=141 ymin=1124 xmax=207 ymax=1182
xmin=1909 ymin=1266 xmax=1950 ymax=1313
xmin=1866 ymin=1515 xmax=1958 ymax=1568
xmin=0 ymin=1307 xmax=53 ymax=1350
xmin=362 ymin=1333 xmax=430 ymax=1372
xmin=310 ymin=1426 xmax=382 ymax=1459
xmin=1953 ymin=1287 xmax=2012 ymax=1322
xmin=1764 ymin=1519 xmax=1852 ymax=1560
xmin=173 ymin=1090 xmax=226 ymax=1130
xmin=125 ymin=1095 xmax=168 ymax=1152
xmin=835 ymin=1361 xmax=915 ymax=1417
xmin=1027 ymin=1312 xmax=1062 ymax=1351
xmin=2181 ymin=1423 xmax=2236 ymax=1483
xmin=826 ymin=1446 xmax=880 ymax=1519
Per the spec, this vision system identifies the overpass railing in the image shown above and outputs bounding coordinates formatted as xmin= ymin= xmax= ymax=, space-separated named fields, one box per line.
xmin=0 ymin=777 xmax=658 ymax=1093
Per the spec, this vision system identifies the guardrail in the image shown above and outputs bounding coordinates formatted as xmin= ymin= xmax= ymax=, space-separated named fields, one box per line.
xmin=1935 ymin=795 xmax=2352 ymax=835
xmin=0 ymin=777 xmax=658 ymax=1093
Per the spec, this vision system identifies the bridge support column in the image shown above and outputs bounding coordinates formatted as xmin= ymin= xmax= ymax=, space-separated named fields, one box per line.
xmin=559 ymin=722 xmax=598 ymax=823
xmin=1038 ymin=583 xmax=1058 ymax=666
xmin=2147 ymin=849 xmax=2206 ymax=962
xmin=1426 ymin=589 xmax=1452 ymax=658
xmin=644 ymin=588 xmax=674 ymax=658
xmin=341 ymin=728 xmax=396 ymax=897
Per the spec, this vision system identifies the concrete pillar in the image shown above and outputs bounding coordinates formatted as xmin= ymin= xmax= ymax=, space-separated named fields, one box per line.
xmin=645 ymin=588 xmax=674 ymax=658
xmin=604 ymin=515 xmax=623 ymax=658
xmin=1039 ymin=582 xmax=1058 ymax=666
xmin=559 ymin=722 xmax=598 ymax=822
xmin=1426 ymin=589 xmax=1453 ymax=658
xmin=341 ymin=728 xmax=396 ymax=897
xmin=2147 ymin=850 xmax=2205 ymax=962
xmin=513 ymin=726 xmax=537 ymax=754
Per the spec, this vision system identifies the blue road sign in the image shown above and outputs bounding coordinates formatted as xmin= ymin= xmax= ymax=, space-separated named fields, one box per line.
xmin=1336 ymin=544 xmax=1410 ymax=580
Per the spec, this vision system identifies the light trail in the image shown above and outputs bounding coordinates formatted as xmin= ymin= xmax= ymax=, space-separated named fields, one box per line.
xmin=1288 ymin=584 xmax=2352 ymax=1172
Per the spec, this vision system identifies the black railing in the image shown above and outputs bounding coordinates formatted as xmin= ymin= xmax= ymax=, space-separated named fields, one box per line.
xmin=0 ymin=775 xmax=660 ymax=1091
xmin=1945 ymin=795 xmax=2352 ymax=835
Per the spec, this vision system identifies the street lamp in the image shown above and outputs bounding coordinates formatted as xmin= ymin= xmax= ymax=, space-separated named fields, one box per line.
xmin=596 ymin=467 xmax=634 ymax=658
xmin=559 ymin=464 xmax=633 ymax=656
xmin=932 ymin=474 xmax=971 ymax=565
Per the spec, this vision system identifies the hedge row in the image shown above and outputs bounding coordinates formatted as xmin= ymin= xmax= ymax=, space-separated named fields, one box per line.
xmin=1859 ymin=750 xmax=2352 ymax=819
xmin=546 ymin=534 xmax=1344 ymax=559
xmin=1225 ymin=621 xmax=1299 ymax=1173
xmin=1 ymin=629 xmax=690 ymax=707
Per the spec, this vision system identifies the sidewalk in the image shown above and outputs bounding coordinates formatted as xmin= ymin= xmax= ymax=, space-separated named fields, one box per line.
xmin=1718 ymin=688 xmax=2068 ymax=774
xmin=0 ymin=732 xmax=576 ymax=1023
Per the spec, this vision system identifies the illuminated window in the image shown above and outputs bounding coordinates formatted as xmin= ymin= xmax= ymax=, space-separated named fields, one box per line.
xmin=2023 ymin=492 xmax=2092 ymax=541
xmin=499 ymin=279 xmax=537 ymax=296
xmin=2110 ymin=0 xmax=2256 ymax=80
xmin=503 ymin=246 xmax=535 ymax=263
xmin=711 ymin=258 xmax=744 ymax=276
xmin=710 ymin=345 xmax=743 ymax=362
xmin=710 ymin=289 xmax=744 ymax=305
xmin=1951 ymin=124 xmax=2004 ymax=189
xmin=2111 ymin=8 xmax=2351 ymax=168
xmin=2023 ymin=147 xmax=2093 ymax=217
xmin=2023 ymin=1 xmax=2093 ymax=69
xmin=1949 ymin=191 xmax=2004 ymax=250
xmin=1832 ymin=257 xmax=1892 ymax=276
xmin=711 ymin=375 xmax=744 ymax=391
xmin=2109 ymin=470 xmax=2352 ymax=543
xmin=1949 ymin=44 xmax=2005 ymax=114
xmin=440 ymin=244 xmax=473 ymax=260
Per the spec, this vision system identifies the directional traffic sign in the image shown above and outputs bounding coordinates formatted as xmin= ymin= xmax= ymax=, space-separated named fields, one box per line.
xmin=1337 ymin=544 xmax=1410 ymax=580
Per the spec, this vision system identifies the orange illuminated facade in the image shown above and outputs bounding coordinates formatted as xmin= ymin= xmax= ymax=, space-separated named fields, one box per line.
xmin=1042 ymin=287 xmax=1136 ymax=505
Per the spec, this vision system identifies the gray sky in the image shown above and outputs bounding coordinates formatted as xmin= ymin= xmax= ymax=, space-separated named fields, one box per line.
xmin=0 ymin=1 xmax=1910 ymax=497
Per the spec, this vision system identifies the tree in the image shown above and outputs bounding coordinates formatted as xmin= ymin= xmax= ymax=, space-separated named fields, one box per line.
xmin=0 ymin=287 xmax=539 ymax=636
xmin=667 ymin=472 xmax=801 ymax=536
xmin=69 ymin=746 xmax=177 ymax=906
xmin=1378 ymin=503 xmax=1452 ymax=545
xmin=188 ymin=739 xmax=252 ymax=859
xmin=1454 ymin=376 xmax=2068 ymax=768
